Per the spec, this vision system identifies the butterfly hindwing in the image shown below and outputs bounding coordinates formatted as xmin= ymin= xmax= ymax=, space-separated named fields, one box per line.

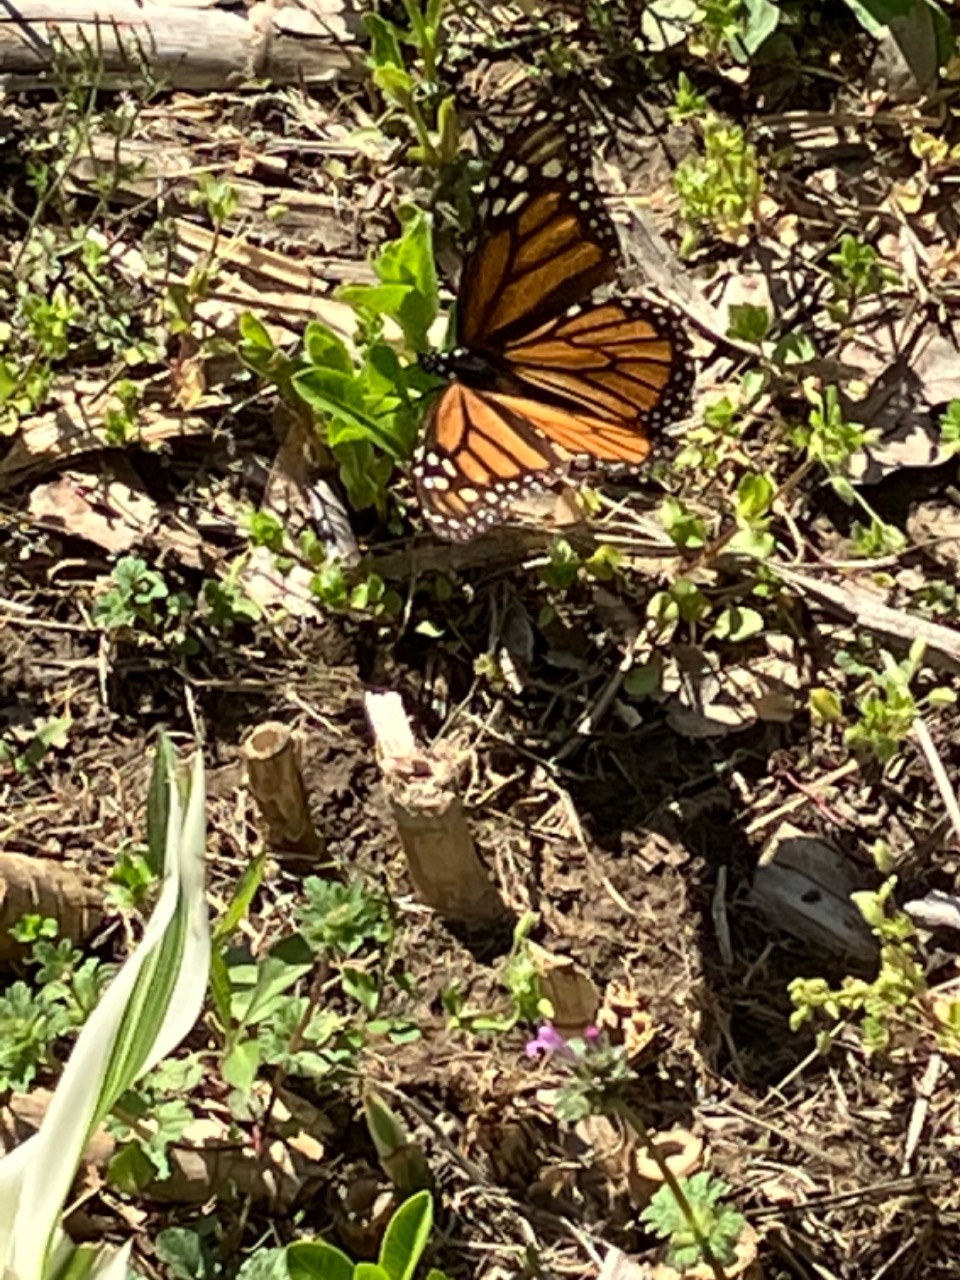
xmin=500 ymin=295 xmax=694 ymax=429
xmin=416 ymin=382 xmax=574 ymax=541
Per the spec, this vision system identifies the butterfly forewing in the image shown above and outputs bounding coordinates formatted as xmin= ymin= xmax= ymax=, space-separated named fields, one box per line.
xmin=457 ymin=114 xmax=620 ymax=350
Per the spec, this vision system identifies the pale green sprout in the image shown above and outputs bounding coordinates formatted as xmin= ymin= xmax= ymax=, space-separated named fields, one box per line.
xmin=0 ymin=736 xmax=210 ymax=1280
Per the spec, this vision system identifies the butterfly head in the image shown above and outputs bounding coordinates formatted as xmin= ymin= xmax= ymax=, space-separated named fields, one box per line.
xmin=418 ymin=347 xmax=500 ymax=390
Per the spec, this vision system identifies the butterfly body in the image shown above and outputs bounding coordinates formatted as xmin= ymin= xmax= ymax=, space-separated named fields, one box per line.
xmin=414 ymin=112 xmax=695 ymax=541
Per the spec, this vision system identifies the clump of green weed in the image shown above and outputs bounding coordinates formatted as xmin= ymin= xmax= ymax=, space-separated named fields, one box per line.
xmin=840 ymin=640 xmax=955 ymax=765
xmin=0 ymin=918 xmax=112 ymax=1092
xmin=790 ymin=878 xmax=960 ymax=1057
xmin=671 ymin=75 xmax=762 ymax=253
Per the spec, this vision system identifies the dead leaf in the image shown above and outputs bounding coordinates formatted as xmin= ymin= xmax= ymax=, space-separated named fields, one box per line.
xmin=0 ymin=402 xmax=209 ymax=491
xmin=753 ymin=823 xmax=876 ymax=960
xmin=28 ymin=470 xmax=157 ymax=554
xmin=907 ymin=501 xmax=960 ymax=573
xmin=660 ymin=636 xmax=803 ymax=738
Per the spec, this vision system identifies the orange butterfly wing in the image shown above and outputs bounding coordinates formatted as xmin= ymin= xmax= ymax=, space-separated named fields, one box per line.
xmin=455 ymin=116 xmax=620 ymax=351
xmin=417 ymin=297 xmax=691 ymax=540
xmin=413 ymin=112 xmax=695 ymax=541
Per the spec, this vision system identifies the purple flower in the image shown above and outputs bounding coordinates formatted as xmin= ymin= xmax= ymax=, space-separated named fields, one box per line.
xmin=525 ymin=1023 xmax=601 ymax=1061
xmin=526 ymin=1024 xmax=568 ymax=1058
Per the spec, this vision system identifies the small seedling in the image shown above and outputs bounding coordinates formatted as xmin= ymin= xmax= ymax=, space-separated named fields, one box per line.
xmin=286 ymin=1189 xmax=451 ymax=1280
xmin=849 ymin=516 xmax=907 ymax=558
xmin=789 ymin=877 xmax=960 ymax=1056
xmin=827 ymin=234 xmax=899 ymax=324
xmin=794 ymin=382 xmax=870 ymax=479
xmin=443 ymin=914 xmax=542 ymax=1033
xmin=218 ymin=877 xmax=398 ymax=1098
xmin=660 ymin=497 xmax=707 ymax=551
xmin=674 ymin=109 xmax=762 ymax=252
xmin=842 ymin=639 xmax=955 ymax=765
xmin=641 ymin=1171 xmax=747 ymax=1271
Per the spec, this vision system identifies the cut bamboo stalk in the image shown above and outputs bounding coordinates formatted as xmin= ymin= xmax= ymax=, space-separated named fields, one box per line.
xmin=0 ymin=2 xmax=364 ymax=92
xmin=242 ymin=722 xmax=325 ymax=870
xmin=0 ymin=853 xmax=104 ymax=964
xmin=527 ymin=941 xmax=600 ymax=1039
xmin=364 ymin=692 xmax=507 ymax=926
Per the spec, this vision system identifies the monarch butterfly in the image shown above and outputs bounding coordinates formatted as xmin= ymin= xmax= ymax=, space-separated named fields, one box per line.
xmin=413 ymin=111 xmax=695 ymax=542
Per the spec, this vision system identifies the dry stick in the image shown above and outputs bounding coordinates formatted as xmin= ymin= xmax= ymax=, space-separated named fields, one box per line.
xmin=775 ymin=564 xmax=960 ymax=672
xmin=0 ymin=1 xmax=365 ymax=92
xmin=364 ymin=692 xmax=508 ymax=927
xmin=910 ymin=715 xmax=960 ymax=847
xmin=901 ymin=1052 xmax=943 ymax=1175
xmin=242 ymin=722 xmax=325 ymax=871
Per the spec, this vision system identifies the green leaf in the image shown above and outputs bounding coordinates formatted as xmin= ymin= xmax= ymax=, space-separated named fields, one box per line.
xmin=735 ymin=0 xmax=781 ymax=57
xmin=841 ymin=0 xmax=917 ymax=36
xmin=287 ymin=1240 xmax=355 ymax=1280
xmin=228 ymin=935 xmax=315 ymax=1029
xmin=400 ymin=0 xmax=429 ymax=56
xmin=378 ymin=1190 xmax=433 ymax=1280
xmin=342 ymin=967 xmax=380 ymax=1014
xmin=213 ymin=853 xmax=266 ymax=946
xmin=624 ymin=663 xmax=661 ymax=698
xmin=222 ymin=1037 xmax=262 ymax=1091
xmin=660 ymin=497 xmax=706 ymax=550
xmin=145 ymin=731 xmax=176 ymax=877
xmin=304 ymin=322 xmax=354 ymax=375
xmin=773 ymin=331 xmax=817 ymax=366
xmin=238 ymin=312 xmax=275 ymax=352
xmin=726 ymin=302 xmax=770 ymax=344
xmin=106 ymin=1140 xmax=156 ymax=1195
xmin=711 ymin=605 xmax=765 ymax=643
xmin=373 ymin=65 xmax=415 ymax=108
xmin=340 ymin=283 xmax=414 ymax=324
xmin=156 ymin=1227 xmax=208 ymax=1280
xmin=355 ymin=207 xmax=438 ymax=350
xmin=364 ymin=13 xmax=405 ymax=68
xmin=809 ymin=688 xmax=844 ymax=723
xmin=436 ymin=96 xmax=459 ymax=164
xmin=293 ymin=367 xmax=404 ymax=458
xmin=355 ymin=1267 xmax=391 ymax=1280
xmin=927 ymin=686 xmax=958 ymax=706
xmin=334 ymin=439 xmax=394 ymax=512
xmin=208 ymin=947 xmax=233 ymax=1031
xmin=736 ymin=471 xmax=774 ymax=522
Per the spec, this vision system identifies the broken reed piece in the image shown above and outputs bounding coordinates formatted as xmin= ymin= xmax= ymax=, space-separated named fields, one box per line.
xmin=526 ymin=941 xmax=600 ymax=1039
xmin=242 ymin=722 xmax=325 ymax=871
xmin=627 ymin=1128 xmax=704 ymax=1208
xmin=364 ymin=691 xmax=507 ymax=926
